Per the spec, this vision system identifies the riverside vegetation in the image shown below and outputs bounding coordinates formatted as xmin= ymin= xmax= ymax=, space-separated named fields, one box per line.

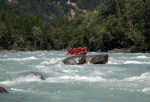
xmin=0 ymin=0 xmax=150 ymax=52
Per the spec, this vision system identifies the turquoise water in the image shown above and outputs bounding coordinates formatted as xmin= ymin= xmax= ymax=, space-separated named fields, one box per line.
xmin=0 ymin=51 xmax=150 ymax=102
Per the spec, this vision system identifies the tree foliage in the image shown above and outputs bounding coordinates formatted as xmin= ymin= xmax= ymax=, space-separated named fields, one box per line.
xmin=0 ymin=0 xmax=150 ymax=51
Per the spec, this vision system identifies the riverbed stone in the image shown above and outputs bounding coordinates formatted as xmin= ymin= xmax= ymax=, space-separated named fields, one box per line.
xmin=25 ymin=72 xmax=46 ymax=80
xmin=63 ymin=54 xmax=108 ymax=65
xmin=86 ymin=54 xmax=108 ymax=64
xmin=62 ymin=54 xmax=86 ymax=65
xmin=0 ymin=87 xmax=8 ymax=93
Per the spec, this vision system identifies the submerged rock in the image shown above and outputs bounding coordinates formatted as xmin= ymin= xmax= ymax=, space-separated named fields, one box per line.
xmin=0 ymin=87 xmax=8 ymax=93
xmin=63 ymin=54 xmax=108 ymax=65
xmin=25 ymin=72 xmax=46 ymax=80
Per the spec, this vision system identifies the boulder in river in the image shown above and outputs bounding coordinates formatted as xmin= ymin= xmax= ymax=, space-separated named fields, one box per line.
xmin=86 ymin=54 xmax=108 ymax=64
xmin=62 ymin=54 xmax=108 ymax=65
xmin=0 ymin=87 xmax=8 ymax=93
xmin=62 ymin=54 xmax=86 ymax=65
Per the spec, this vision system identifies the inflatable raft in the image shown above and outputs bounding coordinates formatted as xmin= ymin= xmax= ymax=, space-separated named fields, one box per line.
xmin=67 ymin=47 xmax=88 ymax=55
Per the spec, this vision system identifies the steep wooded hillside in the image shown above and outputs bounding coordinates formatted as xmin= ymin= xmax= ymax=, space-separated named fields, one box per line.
xmin=0 ymin=0 xmax=102 ymax=19
xmin=0 ymin=0 xmax=150 ymax=52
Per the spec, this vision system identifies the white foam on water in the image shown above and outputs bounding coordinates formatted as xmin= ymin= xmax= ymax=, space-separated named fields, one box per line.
xmin=130 ymin=55 xmax=150 ymax=59
xmin=141 ymin=87 xmax=150 ymax=93
xmin=109 ymin=58 xmax=149 ymax=64
xmin=0 ymin=80 xmax=16 ymax=86
xmin=108 ymin=57 xmax=120 ymax=64
xmin=111 ymin=86 xmax=150 ymax=93
xmin=108 ymin=54 xmax=150 ymax=64
xmin=62 ymin=69 xmax=79 ymax=74
xmin=45 ymin=77 xmax=60 ymax=83
xmin=40 ymin=57 xmax=62 ymax=64
xmin=10 ymin=88 xmax=24 ymax=92
xmin=34 ymin=65 xmax=49 ymax=73
xmin=91 ymin=52 xmax=96 ymax=54
xmin=0 ymin=76 xmax=42 ymax=86
xmin=110 ymin=87 xmax=134 ymax=92
xmin=124 ymin=72 xmax=150 ymax=81
xmin=136 ymin=55 xmax=148 ymax=58
xmin=124 ymin=61 xmax=141 ymax=64
xmin=48 ymin=58 xmax=57 ymax=64
xmin=42 ymin=58 xmax=63 ymax=64
xmin=54 ymin=62 xmax=64 ymax=67
xmin=90 ymin=71 xmax=104 ymax=76
xmin=46 ymin=75 xmax=106 ymax=83
xmin=41 ymin=61 xmax=50 ymax=64
xmin=124 ymin=60 xmax=150 ymax=64
xmin=10 ymin=88 xmax=40 ymax=94
xmin=1 ymin=56 xmax=38 ymax=61
xmin=16 ymin=75 xmax=43 ymax=82
xmin=37 ymin=53 xmax=45 ymax=57
xmin=35 ymin=65 xmax=47 ymax=69
xmin=4 ymin=55 xmax=8 ymax=57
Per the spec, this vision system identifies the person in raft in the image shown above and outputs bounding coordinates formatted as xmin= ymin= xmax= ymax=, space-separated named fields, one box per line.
xmin=67 ymin=47 xmax=88 ymax=55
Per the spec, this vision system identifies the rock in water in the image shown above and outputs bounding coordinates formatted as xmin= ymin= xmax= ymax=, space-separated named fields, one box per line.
xmin=86 ymin=54 xmax=108 ymax=64
xmin=0 ymin=87 xmax=8 ymax=93
xmin=63 ymin=54 xmax=86 ymax=65
xmin=63 ymin=54 xmax=108 ymax=65
xmin=25 ymin=72 xmax=46 ymax=80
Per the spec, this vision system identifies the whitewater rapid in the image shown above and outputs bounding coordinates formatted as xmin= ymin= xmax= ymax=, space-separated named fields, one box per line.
xmin=0 ymin=51 xmax=150 ymax=102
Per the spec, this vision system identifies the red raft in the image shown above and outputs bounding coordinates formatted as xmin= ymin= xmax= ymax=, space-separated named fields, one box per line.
xmin=67 ymin=47 xmax=88 ymax=55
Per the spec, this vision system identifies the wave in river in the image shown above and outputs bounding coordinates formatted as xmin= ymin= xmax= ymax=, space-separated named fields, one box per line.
xmin=0 ymin=56 xmax=38 ymax=61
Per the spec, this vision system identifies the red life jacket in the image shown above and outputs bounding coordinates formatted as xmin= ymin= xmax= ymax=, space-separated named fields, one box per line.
xmin=67 ymin=47 xmax=88 ymax=55
xmin=80 ymin=48 xmax=88 ymax=54
xmin=71 ymin=48 xmax=76 ymax=55
xmin=75 ymin=48 xmax=80 ymax=55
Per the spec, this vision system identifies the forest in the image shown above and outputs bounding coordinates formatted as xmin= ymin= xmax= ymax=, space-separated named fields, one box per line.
xmin=0 ymin=0 xmax=150 ymax=51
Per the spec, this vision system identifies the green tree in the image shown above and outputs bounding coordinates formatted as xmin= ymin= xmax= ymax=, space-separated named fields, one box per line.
xmin=0 ymin=22 xmax=7 ymax=49
xmin=32 ymin=27 xmax=43 ymax=50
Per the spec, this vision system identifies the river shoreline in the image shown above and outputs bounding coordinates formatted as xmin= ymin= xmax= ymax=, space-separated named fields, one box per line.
xmin=0 ymin=47 xmax=150 ymax=53
xmin=107 ymin=47 xmax=150 ymax=53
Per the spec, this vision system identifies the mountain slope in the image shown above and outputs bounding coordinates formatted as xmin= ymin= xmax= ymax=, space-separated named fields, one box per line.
xmin=0 ymin=0 xmax=102 ymax=19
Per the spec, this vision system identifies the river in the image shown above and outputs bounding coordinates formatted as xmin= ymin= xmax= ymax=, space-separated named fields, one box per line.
xmin=0 ymin=51 xmax=150 ymax=102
